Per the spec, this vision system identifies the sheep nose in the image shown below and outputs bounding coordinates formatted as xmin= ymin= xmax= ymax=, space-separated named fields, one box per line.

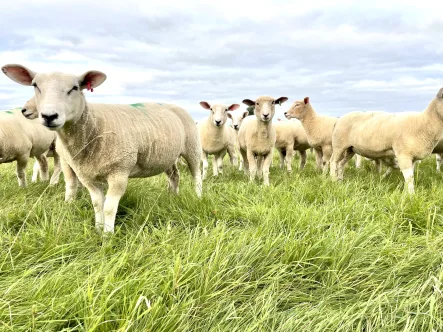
xmin=234 ymin=125 xmax=239 ymax=129
xmin=215 ymin=120 xmax=221 ymax=125
xmin=21 ymin=108 xmax=27 ymax=114
xmin=41 ymin=113 xmax=59 ymax=125
xmin=263 ymin=114 xmax=269 ymax=119
xmin=284 ymin=112 xmax=287 ymax=116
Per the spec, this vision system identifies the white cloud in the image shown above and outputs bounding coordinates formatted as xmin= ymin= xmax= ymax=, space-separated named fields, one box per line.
xmin=0 ymin=0 xmax=443 ymax=120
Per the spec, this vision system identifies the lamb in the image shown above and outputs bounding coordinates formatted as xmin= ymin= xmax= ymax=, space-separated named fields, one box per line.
xmin=0 ymin=99 xmax=61 ymax=187
xmin=197 ymin=101 xmax=240 ymax=179
xmin=238 ymin=96 xmax=288 ymax=185
xmin=273 ymin=119 xmax=311 ymax=172
xmin=284 ymin=97 xmax=338 ymax=174
xmin=227 ymin=108 xmax=249 ymax=170
xmin=2 ymin=63 xmax=202 ymax=233
xmin=329 ymin=87 xmax=443 ymax=194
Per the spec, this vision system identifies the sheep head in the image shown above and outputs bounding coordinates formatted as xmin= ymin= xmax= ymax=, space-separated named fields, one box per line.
xmin=284 ymin=97 xmax=309 ymax=120
xmin=227 ymin=109 xmax=249 ymax=130
xmin=2 ymin=64 xmax=106 ymax=130
xmin=200 ymin=101 xmax=239 ymax=128
xmin=242 ymin=96 xmax=288 ymax=123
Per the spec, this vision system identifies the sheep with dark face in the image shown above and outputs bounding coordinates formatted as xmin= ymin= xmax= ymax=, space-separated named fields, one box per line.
xmin=238 ymin=95 xmax=288 ymax=186
xmin=2 ymin=63 xmax=202 ymax=233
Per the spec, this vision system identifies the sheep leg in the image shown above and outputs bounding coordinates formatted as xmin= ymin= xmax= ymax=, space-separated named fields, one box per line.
xmin=355 ymin=154 xmax=362 ymax=168
xmin=262 ymin=152 xmax=273 ymax=186
xmin=182 ymin=153 xmax=202 ymax=198
xmin=247 ymin=150 xmax=257 ymax=183
xmin=315 ymin=149 xmax=323 ymax=170
xmin=165 ymin=163 xmax=180 ymax=194
xmin=321 ymin=146 xmax=333 ymax=175
xmin=397 ymin=156 xmax=415 ymax=194
xmin=49 ymin=149 xmax=62 ymax=185
xmin=375 ymin=159 xmax=382 ymax=173
xmin=278 ymin=149 xmax=285 ymax=169
xmin=285 ymin=146 xmax=294 ymax=173
xmin=299 ymin=150 xmax=307 ymax=170
xmin=201 ymin=152 xmax=209 ymax=180
xmin=32 ymin=159 xmax=40 ymax=182
xmin=330 ymin=146 xmax=348 ymax=181
xmin=16 ymin=155 xmax=29 ymax=188
xmin=102 ymin=174 xmax=129 ymax=233
xmin=337 ymin=149 xmax=355 ymax=179
xmin=257 ymin=155 xmax=264 ymax=179
xmin=240 ymin=148 xmax=249 ymax=176
xmin=83 ymin=181 xmax=105 ymax=231
xmin=60 ymin=157 xmax=80 ymax=202
xmin=436 ymin=154 xmax=442 ymax=171
xmin=34 ymin=154 xmax=49 ymax=182
xmin=227 ymin=143 xmax=238 ymax=167
xmin=217 ymin=150 xmax=227 ymax=175
xmin=381 ymin=166 xmax=393 ymax=178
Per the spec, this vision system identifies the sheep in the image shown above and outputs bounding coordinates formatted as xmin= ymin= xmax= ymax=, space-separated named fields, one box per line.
xmin=0 ymin=102 xmax=61 ymax=187
xmin=273 ymin=119 xmax=311 ymax=172
xmin=227 ymin=108 xmax=249 ymax=170
xmin=329 ymin=87 xmax=443 ymax=194
xmin=284 ymin=97 xmax=338 ymax=175
xmin=238 ymin=96 xmax=288 ymax=185
xmin=21 ymin=97 xmax=63 ymax=184
xmin=197 ymin=101 xmax=240 ymax=179
xmin=2 ymin=63 xmax=202 ymax=233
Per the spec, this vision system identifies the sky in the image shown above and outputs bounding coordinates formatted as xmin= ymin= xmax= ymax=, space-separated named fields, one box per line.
xmin=1 ymin=0 xmax=443 ymax=121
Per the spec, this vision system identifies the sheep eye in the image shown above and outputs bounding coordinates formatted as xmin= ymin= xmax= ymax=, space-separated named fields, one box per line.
xmin=272 ymin=101 xmax=275 ymax=105
xmin=256 ymin=102 xmax=259 ymax=106
xmin=68 ymin=86 xmax=79 ymax=95
xmin=225 ymin=109 xmax=228 ymax=112
xmin=32 ymin=82 xmax=37 ymax=88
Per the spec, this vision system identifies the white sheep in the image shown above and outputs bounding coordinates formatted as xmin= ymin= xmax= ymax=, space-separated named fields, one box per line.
xmin=238 ymin=96 xmax=288 ymax=185
xmin=2 ymin=63 xmax=202 ymax=233
xmin=273 ymin=119 xmax=311 ymax=172
xmin=20 ymin=97 xmax=63 ymax=184
xmin=0 ymin=102 xmax=60 ymax=187
xmin=284 ymin=97 xmax=338 ymax=174
xmin=197 ymin=101 xmax=240 ymax=179
xmin=329 ymin=87 xmax=443 ymax=193
xmin=227 ymin=108 xmax=249 ymax=170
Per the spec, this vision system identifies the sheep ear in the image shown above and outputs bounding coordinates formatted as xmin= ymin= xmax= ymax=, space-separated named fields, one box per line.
xmin=228 ymin=104 xmax=240 ymax=111
xmin=304 ymin=97 xmax=310 ymax=104
xmin=227 ymin=112 xmax=233 ymax=119
xmin=242 ymin=111 xmax=249 ymax=118
xmin=78 ymin=70 xmax=107 ymax=91
xmin=437 ymin=88 xmax=443 ymax=99
xmin=275 ymin=97 xmax=288 ymax=106
xmin=1 ymin=64 xmax=36 ymax=86
xmin=242 ymin=99 xmax=255 ymax=106
xmin=199 ymin=101 xmax=211 ymax=109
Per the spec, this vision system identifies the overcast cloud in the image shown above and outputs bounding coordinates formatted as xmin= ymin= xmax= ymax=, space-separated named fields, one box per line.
xmin=1 ymin=0 xmax=443 ymax=121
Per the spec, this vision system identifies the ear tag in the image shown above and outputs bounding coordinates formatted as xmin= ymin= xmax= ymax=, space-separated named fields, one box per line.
xmin=87 ymin=82 xmax=94 ymax=92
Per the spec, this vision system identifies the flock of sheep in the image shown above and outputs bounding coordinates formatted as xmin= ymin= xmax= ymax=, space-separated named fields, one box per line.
xmin=1 ymin=63 xmax=443 ymax=234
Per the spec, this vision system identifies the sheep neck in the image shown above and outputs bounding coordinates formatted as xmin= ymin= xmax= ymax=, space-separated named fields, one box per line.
xmin=206 ymin=118 xmax=226 ymax=139
xmin=299 ymin=106 xmax=318 ymax=134
xmin=56 ymin=103 xmax=101 ymax=161
xmin=256 ymin=118 xmax=273 ymax=137
xmin=424 ymin=99 xmax=443 ymax=140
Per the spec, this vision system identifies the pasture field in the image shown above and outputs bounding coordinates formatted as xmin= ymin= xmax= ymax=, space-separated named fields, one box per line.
xmin=0 ymin=152 xmax=442 ymax=331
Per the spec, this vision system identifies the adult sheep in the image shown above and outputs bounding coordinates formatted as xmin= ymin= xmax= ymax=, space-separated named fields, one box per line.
xmin=0 ymin=101 xmax=60 ymax=187
xmin=329 ymin=87 xmax=443 ymax=194
xmin=1 ymin=64 xmax=202 ymax=233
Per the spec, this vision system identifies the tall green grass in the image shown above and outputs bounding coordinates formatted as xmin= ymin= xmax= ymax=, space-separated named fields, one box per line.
xmin=0 ymin=153 xmax=442 ymax=331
